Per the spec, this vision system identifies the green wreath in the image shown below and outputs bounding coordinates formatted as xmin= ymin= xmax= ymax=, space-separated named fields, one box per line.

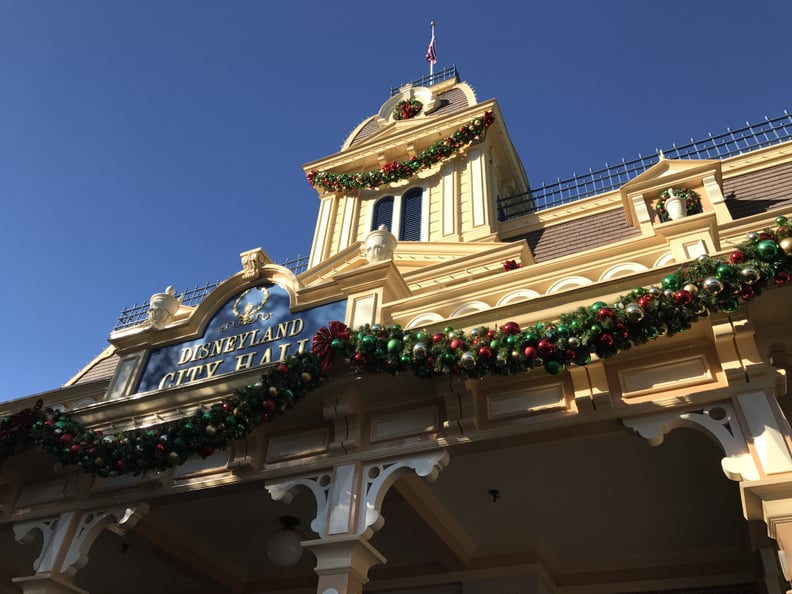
xmin=392 ymin=99 xmax=422 ymax=120
xmin=656 ymin=187 xmax=702 ymax=222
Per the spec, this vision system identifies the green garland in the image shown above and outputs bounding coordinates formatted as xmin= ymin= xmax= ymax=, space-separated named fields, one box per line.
xmin=1 ymin=216 xmax=790 ymax=478
xmin=656 ymin=187 xmax=702 ymax=222
xmin=392 ymin=99 xmax=422 ymax=121
xmin=306 ymin=111 xmax=495 ymax=193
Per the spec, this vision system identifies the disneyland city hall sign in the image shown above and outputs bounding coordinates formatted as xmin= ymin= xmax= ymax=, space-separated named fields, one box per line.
xmin=136 ymin=283 xmax=346 ymax=393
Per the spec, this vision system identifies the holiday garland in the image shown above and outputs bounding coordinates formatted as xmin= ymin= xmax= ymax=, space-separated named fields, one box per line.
xmin=655 ymin=187 xmax=702 ymax=222
xmin=392 ymin=99 xmax=422 ymax=121
xmin=1 ymin=216 xmax=791 ymax=478
xmin=307 ymin=111 xmax=495 ymax=193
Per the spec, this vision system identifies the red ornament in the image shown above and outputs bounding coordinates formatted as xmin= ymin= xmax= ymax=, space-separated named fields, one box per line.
xmin=352 ymin=353 xmax=367 ymax=367
xmin=502 ymin=321 xmax=521 ymax=335
xmin=599 ymin=333 xmax=615 ymax=347
xmin=523 ymin=346 xmax=538 ymax=359
xmin=674 ymin=289 xmax=692 ymax=305
xmin=597 ymin=307 xmax=614 ymax=320
xmin=432 ymin=332 xmax=445 ymax=344
xmin=775 ymin=271 xmax=791 ymax=285
xmin=477 ymin=345 xmax=493 ymax=360
xmin=276 ymin=364 xmax=289 ymax=375
xmin=759 ymin=231 xmax=774 ymax=241
xmin=637 ymin=295 xmax=653 ymax=309
xmin=59 ymin=433 xmax=73 ymax=444
xmin=450 ymin=338 xmax=464 ymax=350
xmin=537 ymin=339 xmax=555 ymax=357
xmin=729 ymin=250 xmax=745 ymax=264
xmin=70 ymin=444 xmax=81 ymax=454
xmin=614 ymin=322 xmax=629 ymax=338
xmin=740 ymin=285 xmax=756 ymax=300
xmin=486 ymin=330 xmax=496 ymax=340
xmin=564 ymin=349 xmax=576 ymax=362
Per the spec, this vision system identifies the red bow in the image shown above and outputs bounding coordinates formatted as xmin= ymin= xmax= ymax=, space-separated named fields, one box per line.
xmin=312 ymin=321 xmax=350 ymax=374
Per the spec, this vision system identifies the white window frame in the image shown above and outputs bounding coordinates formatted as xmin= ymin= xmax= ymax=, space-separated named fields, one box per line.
xmin=368 ymin=185 xmax=429 ymax=241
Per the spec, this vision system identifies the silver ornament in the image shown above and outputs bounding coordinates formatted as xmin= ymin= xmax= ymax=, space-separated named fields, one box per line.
xmin=663 ymin=288 xmax=675 ymax=298
xmin=703 ymin=276 xmax=723 ymax=294
xmin=412 ymin=342 xmax=426 ymax=358
xmin=649 ymin=286 xmax=661 ymax=296
xmin=460 ymin=351 xmax=475 ymax=369
xmin=625 ymin=303 xmax=644 ymax=322
xmin=740 ymin=266 xmax=760 ymax=285
xmin=567 ymin=336 xmax=580 ymax=349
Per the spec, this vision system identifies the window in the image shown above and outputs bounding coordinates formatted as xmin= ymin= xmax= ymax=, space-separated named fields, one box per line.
xmin=372 ymin=196 xmax=394 ymax=231
xmin=399 ymin=188 xmax=422 ymax=241
xmin=370 ymin=188 xmax=424 ymax=241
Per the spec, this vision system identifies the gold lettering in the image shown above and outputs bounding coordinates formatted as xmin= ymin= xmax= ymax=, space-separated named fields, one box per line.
xmin=205 ymin=360 xmax=222 ymax=378
xmin=296 ymin=337 xmax=310 ymax=353
xmin=275 ymin=321 xmax=289 ymax=340
xmin=158 ymin=372 xmax=176 ymax=390
xmin=224 ymin=335 xmax=237 ymax=353
xmin=235 ymin=352 xmax=256 ymax=371
xmin=177 ymin=347 xmax=194 ymax=365
xmin=277 ymin=342 xmax=291 ymax=360
xmin=259 ymin=326 xmax=274 ymax=342
xmin=209 ymin=338 xmax=225 ymax=358
xmin=290 ymin=318 xmax=304 ymax=336
xmin=197 ymin=343 xmax=210 ymax=359
xmin=258 ymin=348 xmax=272 ymax=364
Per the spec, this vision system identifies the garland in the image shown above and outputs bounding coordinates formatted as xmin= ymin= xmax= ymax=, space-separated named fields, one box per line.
xmin=392 ymin=99 xmax=422 ymax=121
xmin=1 ymin=216 xmax=790 ymax=478
xmin=306 ymin=111 xmax=495 ymax=193
xmin=656 ymin=187 xmax=702 ymax=222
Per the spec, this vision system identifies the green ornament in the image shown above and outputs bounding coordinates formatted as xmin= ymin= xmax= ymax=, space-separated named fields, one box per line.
xmin=716 ymin=264 xmax=732 ymax=280
xmin=544 ymin=360 xmax=564 ymax=375
xmin=415 ymin=331 xmax=425 ymax=341
xmin=330 ymin=338 xmax=343 ymax=351
xmin=556 ymin=325 xmax=570 ymax=337
xmin=590 ymin=324 xmax=602 ymax=335
xmin=719 ymin=297 xmax=740 ymax=313
xmin=490 ymin=339 xmax=500 ymax=350
xmin=776 ymin=216 xmax=788 ymax=226
xmin=506 ymin=335 xmax=517 ymax=346
xmin=661 ymin=274 xmax=681 ymax=290
xmin=632 ymin=287 xmax=646 ymax=297
xmin=590 ymin=301 xmax=607 ymax=312
xmin=387 ymin=338 xmax=403 ymax=353
xmin=757 ymin=239 xmax=778 ymax=260
xmin=360 ymin=335 xmax=376 ymax=351
xmin=400 ymin=354 xmax=411 ymax=364
xmin=523 ymin=333 xmax=539 ymax=345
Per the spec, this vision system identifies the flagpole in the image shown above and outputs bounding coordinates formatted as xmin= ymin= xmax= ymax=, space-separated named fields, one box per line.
xmin=429 ymin=21 xmax=435 ymax=81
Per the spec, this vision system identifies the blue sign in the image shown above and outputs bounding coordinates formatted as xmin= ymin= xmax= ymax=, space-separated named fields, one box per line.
xmin=136 ymin=283 xmax=346 ymax=393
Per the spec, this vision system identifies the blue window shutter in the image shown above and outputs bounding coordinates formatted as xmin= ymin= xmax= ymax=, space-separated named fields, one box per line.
xmin=372 ymin=197 xmax=394 ymax=232
xmin=399 ymin=188 xmax=422 ymax=241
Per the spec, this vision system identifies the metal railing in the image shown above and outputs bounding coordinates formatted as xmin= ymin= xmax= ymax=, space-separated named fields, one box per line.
xmin=114 ymin=255 xmax=310 ymax=330
xmin=498 ymin=110 xmax=792 ymax=221
xmin=390 ymin=65 xmax=459 ymax=96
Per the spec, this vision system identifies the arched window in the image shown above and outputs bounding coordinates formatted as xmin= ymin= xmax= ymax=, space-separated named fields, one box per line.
xmin=372 ymin=196 xmax=394 ymax=232
xmin=399 ymin=188 xmax=422 ymax=241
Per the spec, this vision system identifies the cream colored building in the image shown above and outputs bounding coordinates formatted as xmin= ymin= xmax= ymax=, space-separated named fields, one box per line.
xmin=2 ymin=69 xmax=792 ymax=594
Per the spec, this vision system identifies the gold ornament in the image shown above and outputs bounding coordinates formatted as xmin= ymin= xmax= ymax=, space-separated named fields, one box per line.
xmin=779 ymin=237 xmax=792 ymax=257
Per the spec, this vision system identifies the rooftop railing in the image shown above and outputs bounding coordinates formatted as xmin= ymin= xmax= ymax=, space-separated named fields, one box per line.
xmin=498 ymin=110 xmax=792 ymax=221
xmin=389 ymin=65 xmax=459 ymax=96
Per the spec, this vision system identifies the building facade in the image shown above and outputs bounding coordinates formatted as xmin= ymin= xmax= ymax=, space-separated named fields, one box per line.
xmin=2 ymin=71 xmax=792 ymax=594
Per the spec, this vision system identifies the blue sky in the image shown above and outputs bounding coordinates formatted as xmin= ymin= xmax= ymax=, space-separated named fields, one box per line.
xmin=1 ymin=1 xmax=790 ymax=401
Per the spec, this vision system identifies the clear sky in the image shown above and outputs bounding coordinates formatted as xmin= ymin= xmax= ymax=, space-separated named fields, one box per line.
xmin=1 ymin=1 xmax=790 ymax=401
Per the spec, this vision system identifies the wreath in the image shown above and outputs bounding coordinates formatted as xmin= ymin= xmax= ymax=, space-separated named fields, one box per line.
xmin=392 ymin=99 xmax=423 ymax=121
xmin=655 ymin=187 xmax=702 ymax=222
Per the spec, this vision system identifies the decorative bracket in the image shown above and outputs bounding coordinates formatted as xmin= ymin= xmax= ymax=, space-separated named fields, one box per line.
xmin=624 ymin=403 xmax=759 ymax=481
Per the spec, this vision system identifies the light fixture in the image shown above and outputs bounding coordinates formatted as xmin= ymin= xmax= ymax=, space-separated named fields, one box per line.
xmin=266 ymin=516 xmax=303 ymax=567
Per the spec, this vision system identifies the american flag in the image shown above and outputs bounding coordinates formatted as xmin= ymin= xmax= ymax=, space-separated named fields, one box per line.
xmin=425 ymin=34 xmax=436 ymax=65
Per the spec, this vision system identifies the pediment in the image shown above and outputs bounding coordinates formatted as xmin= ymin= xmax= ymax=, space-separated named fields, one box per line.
xmin=621 ymin=157 xmax=722 ymax=196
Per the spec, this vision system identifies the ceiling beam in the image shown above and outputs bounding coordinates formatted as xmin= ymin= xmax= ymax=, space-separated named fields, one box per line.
xmin=132 ymin=510 xmax=248 ymax=593
xmin=393 ymin=474 xmax=476 ymax=569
